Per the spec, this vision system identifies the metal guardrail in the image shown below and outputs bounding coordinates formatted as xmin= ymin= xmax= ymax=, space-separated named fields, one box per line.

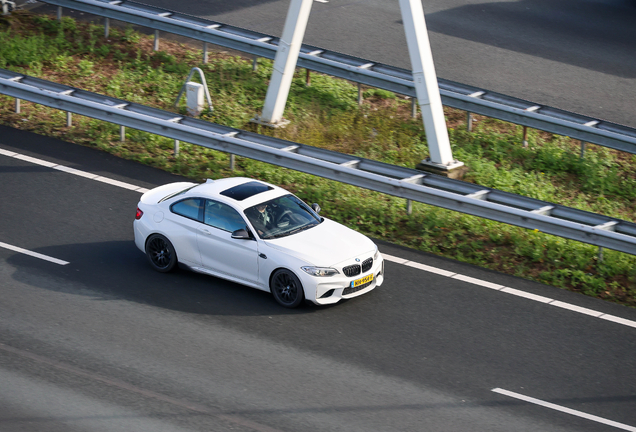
xmin=2 ymin=68 xmax=635 ymax=255
xmin=37 ymin=0 xmax=636 ymax=155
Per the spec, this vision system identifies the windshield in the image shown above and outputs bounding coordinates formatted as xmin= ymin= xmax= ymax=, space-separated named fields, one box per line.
xmin=244 ymin=194 xmax=321 ymax=240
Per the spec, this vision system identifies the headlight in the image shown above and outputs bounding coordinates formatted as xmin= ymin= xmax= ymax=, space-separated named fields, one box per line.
xmin=374 ymin=247 xmax=380 ymax=261
xmin=301 ymin=266 xmax=339 ymax=277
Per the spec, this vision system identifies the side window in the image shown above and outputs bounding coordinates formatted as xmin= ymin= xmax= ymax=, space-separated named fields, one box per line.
xmin=204 ymin=200 xmax=247 ymax=233
xmin=171 ymin=198 xmax=203 ymax=221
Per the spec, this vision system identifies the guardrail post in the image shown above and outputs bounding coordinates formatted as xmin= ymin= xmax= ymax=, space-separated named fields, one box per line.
xmin=66 ymin=111 xmax=72 ymax=127
xmin=306 ymin=69 xmax=311 ymax=86
xmin=406 ymin=199 xmax=413 ymax=215
xmin=252 ymin=56 xmax=258 ymax=71
xmin=466 ymin=112 xmax=473 ymax=132
xmin=119 ymin=125 xmax=125 ymax=142
xmin=203 ymin=42 xmax=208 ymax=63
xmin=522 ymin=126 xmax=529 ymax=148
xmin=57 ymin=6 xmax=62 ymax=21
xmin=15 ymin=98 xmax=20 ymax=114
xmin=598 ymin=246 xmax=603 ymax=262
xmin=580 ymin=141 xmax=587 ymax=159
xmin=153 ymin=29 xmax=159 ymax=51
xmin=230 ymin=154 xmax=235 ymax=171
xmin=104 ymin=17 xmax=109 ymax=37
xmin=357 ymin=83 xmax=362 ymax=106
xmin=174 ymin=139 xmax=179 ymax=156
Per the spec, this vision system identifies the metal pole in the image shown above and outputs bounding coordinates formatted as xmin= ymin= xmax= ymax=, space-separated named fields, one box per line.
xmin=174 ymin=140 xmax=179 ymax=156
xmin=357 ymin=83 xmax=362 ymax=106
xmin=153 ymin=30 xmax=159 ymax=51
xmin=230 ymin=154 xmax=235 ymax=171
xmin=203 ymin=42 xmax=208 ymax=64
xmin=57 ymin=6 xmax=62 ymax=21
xmin=104 ymin=17 xmax=109 ymax=37
xmin=15 ymin=98 xmax=20 ymax=114
xmin=399 ymin=0 xmax=455 ymax=166
xmin=522 ymin=126 xmax=529 ymax=148
xmin=580 ymin=141 xmax=587 ymax=159
xmin=259 ymin=0 xmax=314 ymax=125
xmin=120 ymin=125 xmax=125 ymax=142
xmin=66 ymin=112 xmax=72 ymax=127
xmin=406 ymin=199 xmax=413 ymax=215
xmin=598 ymin=246 xmax=603 ymax=262
xmin=306 ymin=68 xmax=311 ymax=86
xmin=466 ymin=112 xmax=473 ymax=132
xmin=252 ymin=57 xmax=258 ymax=71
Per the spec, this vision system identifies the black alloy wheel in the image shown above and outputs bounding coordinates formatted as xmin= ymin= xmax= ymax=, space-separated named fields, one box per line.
xmin=270 ymin=269 xmax=305 ymax=308
xmin=146 ymin=234 xmax=177 ymax=273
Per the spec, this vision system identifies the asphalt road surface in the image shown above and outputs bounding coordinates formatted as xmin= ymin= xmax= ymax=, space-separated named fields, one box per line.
xmin=46 ymin=0 xmax=633 ymax=128
xmin=1 ymin=125 xmax=635 ymax=431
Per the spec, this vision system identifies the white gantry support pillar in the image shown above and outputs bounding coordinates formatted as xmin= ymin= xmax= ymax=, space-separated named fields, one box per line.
xmin=253 ymin=0 xmax=314 ymax=127
xmin=400 ymin=0 xmax=464 ymax=176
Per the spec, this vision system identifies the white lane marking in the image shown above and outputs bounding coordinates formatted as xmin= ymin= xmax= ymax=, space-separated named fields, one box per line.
xmin=382 ymin=255 xmax=636 ymax=329
xmin=549 ymin=300 xmax=604 ymax=317
xmin=492 ymin=388 xmax=636 ymax=432
xmin=0 ymin=241 xmax=69 ymax=265
xmin=501 ymin=287 xmax=553 ymax=303
xmin=3 ymin=147 xmax=635 ymax=329
xmin=1 ymin=149 xmax=148 ymax=193
xmin=453 ymin=274 xmax=503 ymax=290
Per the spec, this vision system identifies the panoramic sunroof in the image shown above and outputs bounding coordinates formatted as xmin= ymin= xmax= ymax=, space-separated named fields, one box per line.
xmin=220 ymin=181 xmax=273 ymax=201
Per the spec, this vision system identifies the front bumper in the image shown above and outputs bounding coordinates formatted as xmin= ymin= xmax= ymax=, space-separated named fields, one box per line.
xmin=307 ymin=254 xmax=385 ymax=305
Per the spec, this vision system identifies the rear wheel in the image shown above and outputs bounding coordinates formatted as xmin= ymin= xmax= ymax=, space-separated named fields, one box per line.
xmin=145 ymin=234 xmax=177 ymax=273
xmin=270 ymin=269 xmax=305 ymax=308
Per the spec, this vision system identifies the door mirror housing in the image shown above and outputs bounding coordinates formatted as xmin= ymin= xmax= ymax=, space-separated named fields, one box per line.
xmin=231 ymin=228 xmax=252 ymax=240
xmin=311 ymin=203 xmax=321 ymax=214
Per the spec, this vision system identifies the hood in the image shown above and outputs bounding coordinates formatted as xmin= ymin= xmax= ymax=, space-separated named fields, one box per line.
xmin=264 ymin=218 xmax=376 ymax=266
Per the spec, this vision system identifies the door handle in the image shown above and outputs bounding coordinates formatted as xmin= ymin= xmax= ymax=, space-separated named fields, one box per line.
xmin=200 ymin=228 xmax=211 ymax=235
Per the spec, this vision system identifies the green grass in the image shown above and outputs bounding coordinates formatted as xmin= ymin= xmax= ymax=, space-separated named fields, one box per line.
xmin=1 ymin=12 xmax=635 ymax=306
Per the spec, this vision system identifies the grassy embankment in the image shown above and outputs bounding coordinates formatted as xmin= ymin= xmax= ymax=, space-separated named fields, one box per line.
xmin=1 ymin=12 xmax=635 ymax=306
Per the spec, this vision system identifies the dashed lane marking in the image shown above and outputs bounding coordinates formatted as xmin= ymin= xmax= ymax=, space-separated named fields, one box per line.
xmin=492 ymin=388 xmax=636 ymax=431
xmin=0 ymin=241 xmax=69 ymax=265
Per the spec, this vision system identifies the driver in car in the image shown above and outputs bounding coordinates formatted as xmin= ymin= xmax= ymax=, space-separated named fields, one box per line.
xmin=246 ymin=203 xmax=272 ymax=237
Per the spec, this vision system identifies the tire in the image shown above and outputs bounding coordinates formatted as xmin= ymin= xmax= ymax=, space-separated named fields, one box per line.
xmin=145 ymin=234 xmax=177 ymax=273
xmin=270 ymin=269 xmax=305 ymax=308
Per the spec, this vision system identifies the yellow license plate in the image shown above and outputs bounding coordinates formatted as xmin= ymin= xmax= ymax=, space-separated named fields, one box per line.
xmin=351 ymin=273 xmax=373 ymax=288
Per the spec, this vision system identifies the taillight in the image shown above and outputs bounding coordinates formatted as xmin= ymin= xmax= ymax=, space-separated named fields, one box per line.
xmin=135 ymin=208 xmax=143 ymax=220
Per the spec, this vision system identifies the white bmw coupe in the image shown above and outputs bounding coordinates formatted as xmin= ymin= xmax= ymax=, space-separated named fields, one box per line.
xmin=134 ymin=177 xmax=384 ymax=307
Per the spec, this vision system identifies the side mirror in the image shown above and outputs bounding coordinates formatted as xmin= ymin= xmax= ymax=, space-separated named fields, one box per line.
xmin=311 ymin=203 xmax=321 ymax=214
xmin=231 ymin=228 xmax=252 ymax=240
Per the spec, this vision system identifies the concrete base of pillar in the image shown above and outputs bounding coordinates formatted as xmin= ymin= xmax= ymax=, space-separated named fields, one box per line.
xmin=416 ymin=158 xmax=468 ymax=180
xmin=250 ymin=116 xmax=290 ymax=129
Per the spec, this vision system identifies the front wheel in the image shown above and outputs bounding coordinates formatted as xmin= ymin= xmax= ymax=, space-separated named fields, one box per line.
xmin=270 ymin=269 xmax=305 ymax=308
xmin=145 ymin=234 xmax=177 ymax=273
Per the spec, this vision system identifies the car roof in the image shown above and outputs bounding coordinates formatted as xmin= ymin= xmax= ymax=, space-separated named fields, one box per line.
xmin=184 ymin=177 xmax=288 ymax=210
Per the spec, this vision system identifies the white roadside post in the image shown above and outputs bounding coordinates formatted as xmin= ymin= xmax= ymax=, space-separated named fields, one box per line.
xmin=252 ymin=0 xmax=314 ymax=127
xmin=400 ymin=0 xmax=465 ymax=178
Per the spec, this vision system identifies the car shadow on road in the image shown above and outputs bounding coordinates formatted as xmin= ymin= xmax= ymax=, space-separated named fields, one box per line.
xmin=5 ymin=240 xmax=324 ymax=317
xmin=424 ymin=0 xmax=636 ymax=78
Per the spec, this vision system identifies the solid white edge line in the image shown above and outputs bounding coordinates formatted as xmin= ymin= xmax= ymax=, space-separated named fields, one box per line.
xmin=501 ymin=287 xmax=553 ymax=303
xmin=599 ymin=314 xmax=636 ymax=329
xmin=548 ymin=300 xmax=604 ymax=317
xmin=0 ymin=241 xmax=69 ymax=266
xmin=3 ymin=147 xmax=636 ymax=329
xmin=492 ymin=388 xmax=636 ymax=432
xmin=452 ymin=274 xmax=503 ymax=290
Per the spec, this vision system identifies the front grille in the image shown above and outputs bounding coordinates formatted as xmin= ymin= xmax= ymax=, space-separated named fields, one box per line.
xmin=361 ymin=257 xmax=373 ymax=273
xmin=342 ymin=264 xmax=361 ymax=277
xmin=343 ymin=279 xmax=373 ymax=295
